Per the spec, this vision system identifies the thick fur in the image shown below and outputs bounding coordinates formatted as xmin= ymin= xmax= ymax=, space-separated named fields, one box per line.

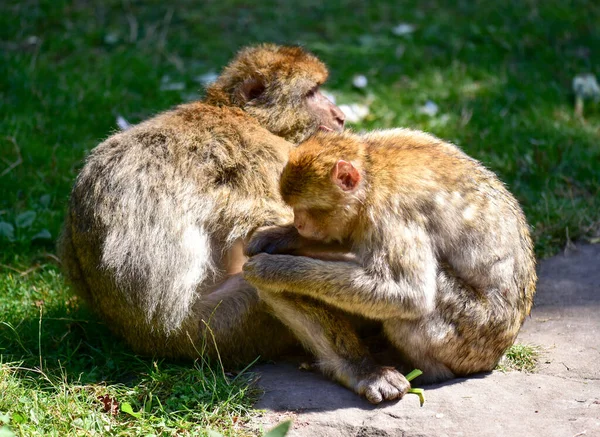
xmin=58 ymin=44 xmax=336 ymax=362
xmin=244 ymin=128 xmax=537 ymax=399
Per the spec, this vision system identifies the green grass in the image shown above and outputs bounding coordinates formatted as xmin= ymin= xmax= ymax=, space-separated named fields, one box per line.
xmin=497 ymin=343 xmax=541 ymax=373
xmin=0 ymin=266 xmax=260 ymax=436
xmin=1 ymin=0 xmax=599 ymax=435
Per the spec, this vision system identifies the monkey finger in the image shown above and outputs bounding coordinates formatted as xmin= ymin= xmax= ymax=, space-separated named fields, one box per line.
xmin=244 ymin=240 xmax=268 ymax=257
xmin=242 ymin=253 xmax=267 ymax=273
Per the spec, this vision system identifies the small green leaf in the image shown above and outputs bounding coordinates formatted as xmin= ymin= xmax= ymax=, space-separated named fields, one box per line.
xmin=15 ymin=211 xmax=36 ymax=229
xmin=0 ymin=222 xmax=15 ymax=241
xmin=144 ymin=393 xmax=153 ymax=413
xmin=206 ymin=431 xmax=224 ymax=437
xmin=120 ymin=402 xmax=141 ymax=418
xmin=10 ymin=413 xmax=25 ymax=424
xmin=405 ymin=369 xmax=423 ymax=382
xmin=31 ymin=229 xmax=52 ymax=241
xmin=408 ymin=388 xmax=425 ymax=406
xmin=264 ymin=420 xmax=292 ymax=437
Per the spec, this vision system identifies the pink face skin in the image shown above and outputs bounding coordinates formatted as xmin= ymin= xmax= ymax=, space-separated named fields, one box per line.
xmin=305 ymin=88 xmax=345 ymax=132
xmin=293 ymin=208 xmax=328 ymax=241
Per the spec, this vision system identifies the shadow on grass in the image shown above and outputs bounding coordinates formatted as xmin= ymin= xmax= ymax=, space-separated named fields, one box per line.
xmin=0 ymin=292 xmax=261 ymax=429
xmin=2 ymin=299 xmax=164 ymax=385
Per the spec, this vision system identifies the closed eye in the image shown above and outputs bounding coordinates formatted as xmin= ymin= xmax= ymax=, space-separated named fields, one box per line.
xmin=306 ymin=86 xmax=319 ymax=98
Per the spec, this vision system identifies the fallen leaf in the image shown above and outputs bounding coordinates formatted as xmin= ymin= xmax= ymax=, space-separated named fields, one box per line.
xmin=98 ymin=394 xmax=120 ymax=416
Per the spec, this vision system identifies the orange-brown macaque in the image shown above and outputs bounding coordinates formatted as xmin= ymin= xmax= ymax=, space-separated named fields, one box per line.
xmin=244 ymin=128 xmax=537 ymax=404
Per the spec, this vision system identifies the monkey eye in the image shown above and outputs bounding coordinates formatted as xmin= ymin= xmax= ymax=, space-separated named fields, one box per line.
xmin=306 ymin=86 xmax=319 ymax=98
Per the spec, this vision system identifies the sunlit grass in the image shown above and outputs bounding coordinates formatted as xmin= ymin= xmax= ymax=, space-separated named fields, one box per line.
xmin=497 ymin=343 xmax=541 ymax=373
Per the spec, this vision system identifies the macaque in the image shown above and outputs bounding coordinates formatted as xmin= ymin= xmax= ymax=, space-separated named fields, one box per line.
xmin=58 ymin=45 xmax=346 ymax=363
xmin=244 ymin=128 xmax=537 ymax=403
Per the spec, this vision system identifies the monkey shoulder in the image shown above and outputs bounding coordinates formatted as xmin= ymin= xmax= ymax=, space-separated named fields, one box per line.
xmin=84 ymin=101 xmax=291 ymax=181
xmin=167 ymin=102 xmax=292 ymax=161
xmin=72 ymin=101 xmax=293 ymax=226
xmin=362 ymin=132 xmax=529 ymax=268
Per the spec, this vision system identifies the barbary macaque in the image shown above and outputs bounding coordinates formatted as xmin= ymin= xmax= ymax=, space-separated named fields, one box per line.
xmin=58 ymin=44 xmax=346 ymax=363
xmin=244 ymin=128 xmax=537 ymax=403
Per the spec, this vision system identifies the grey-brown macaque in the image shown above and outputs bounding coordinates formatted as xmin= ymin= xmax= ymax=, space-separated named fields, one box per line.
xmin=244 ymin=129 xmax=537 ymax=404
xmin=58 ymin=44 xmax=346 ymax=363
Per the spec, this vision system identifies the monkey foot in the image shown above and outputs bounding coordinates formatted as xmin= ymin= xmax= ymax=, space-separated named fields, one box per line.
xmin=355 ymin=366 xmax=410 ymax=404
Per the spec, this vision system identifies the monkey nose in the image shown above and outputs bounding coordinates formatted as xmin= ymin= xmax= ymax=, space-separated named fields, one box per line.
xmin=332 ymin=106 xmax=345 ymax=130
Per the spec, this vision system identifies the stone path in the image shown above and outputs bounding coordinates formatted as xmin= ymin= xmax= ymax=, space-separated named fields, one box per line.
xmin=251 ymin=244 xmax=600 ymax=437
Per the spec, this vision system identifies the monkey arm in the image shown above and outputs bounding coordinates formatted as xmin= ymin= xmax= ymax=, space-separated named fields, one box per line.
xmin=245 ymin=225 xmax=351 ymax=257
xmin=243 ymin=252 xmax=437 ymax=320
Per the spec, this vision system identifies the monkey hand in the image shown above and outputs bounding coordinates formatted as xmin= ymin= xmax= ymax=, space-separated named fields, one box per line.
xmin=243 ymin=253 xmax=316 ymax=292
xmin=243 ymin=253 xmax=286 ymax=292
xmin=245 ymin=225 xmax=301 ymax=257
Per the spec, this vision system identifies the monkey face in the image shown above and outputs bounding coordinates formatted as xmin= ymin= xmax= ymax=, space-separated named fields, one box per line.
xmin=293 ymin=207 xmax=330 ymax=241
xmin=243 ymin=85 xmax=345 ymax=144
xmin=305 ymin=87 xmax=345 ymax=133
xmin=205 ymin=44 xmax=345 ymax=144
xmin=292 ymin=206 xmax=349 ymax=242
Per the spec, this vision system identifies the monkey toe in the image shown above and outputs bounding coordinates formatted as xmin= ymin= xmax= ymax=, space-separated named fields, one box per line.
xmin=364 ymin=386 xmax=384 ymax=404
xmin=357 ymin=366 xmax=410 ymax=404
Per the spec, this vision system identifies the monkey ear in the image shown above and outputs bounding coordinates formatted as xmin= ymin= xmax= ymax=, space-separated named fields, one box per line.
xmin=236 ymin=77 xmax=266 ymax=104
xmin=331 ymin=160 xmax=361 ymax=192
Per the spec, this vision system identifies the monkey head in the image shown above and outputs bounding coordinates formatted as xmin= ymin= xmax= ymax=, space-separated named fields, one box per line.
xmin=205 ymin=44 xmax=345 ymax=143
xmin=279 ymin=132 xmax=366 ymax=242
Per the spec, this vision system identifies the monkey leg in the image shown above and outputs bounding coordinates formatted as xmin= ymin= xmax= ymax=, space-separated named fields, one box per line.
xmin=382 ymin=318 xmax=456 ymax=384
xmin=382 ymin=272 xmax=518 ymax=384
xmin=180 ymin=273 xmax=298 ymax=367
xmin=83 ymin=271 xmax=296 ymax=367
xmin=258 ymin=290 xmax=410 ymax=404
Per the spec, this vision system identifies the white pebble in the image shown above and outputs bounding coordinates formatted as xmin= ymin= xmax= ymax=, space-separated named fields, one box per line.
xmin=352 ymin=74 xmax=368 ymax=89
xmin=116 ymin=115 xmax=131 ymax=131
xmin=392 ymin=23 xmax=416 ymax=36
xmin=419 ymin=100 xmax=439 ymax=117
